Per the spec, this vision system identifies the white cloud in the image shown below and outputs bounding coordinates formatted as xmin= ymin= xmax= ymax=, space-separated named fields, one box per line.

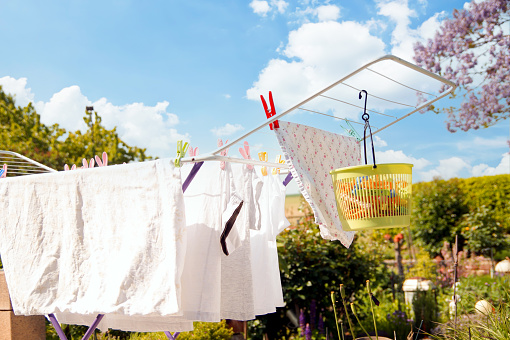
xmin=211 ymin=123 xmax=244 ymax=137
xmin=373 ymin=135 xmax=388 ymax=147
xmin=376 ymin=149 xmax=431 ymax=170
xmin=92 ymin=98 xmax=187 ymax=157
xmin=472 ymin=153 xmax=510 ymax=177
xmin=250 ymin=0 xmax=288 ymax=16
xmin=250 ymin=0 xmax=271 ymax=16
xmin=35 ymin=85 xmax=91 ymax=131
xmin=223 ymin=94 xmax=231 ymax=99
xmin=0 ymin=76 xmax=35 ymax=107
xmin=272 ymin=0 xmax=289 ymax=14
xmin=419 ymin=157 xmax=470 ymax=181
xmin=247 ymin=21 xmax=386 ymax=110
xmin=376 ymin=0 xmax=445 ymax=61
xmin=0 ymin=77 xmax=188 ymax=158
xmin=315 ymin=5 xmax=340 ymax=22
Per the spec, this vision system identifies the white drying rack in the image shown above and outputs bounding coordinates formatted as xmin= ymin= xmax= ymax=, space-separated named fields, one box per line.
xmin=0 ymin=150 xmax=56 ymax=176
xmin=181 ymin=54 xmax=456 ymax=169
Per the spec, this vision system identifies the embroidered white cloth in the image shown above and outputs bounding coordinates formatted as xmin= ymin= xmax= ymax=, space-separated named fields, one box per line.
xmin=274 ymin=121 xmax=361 ymax=247
xmin=0 ymin=160 xmax=189 ymax=331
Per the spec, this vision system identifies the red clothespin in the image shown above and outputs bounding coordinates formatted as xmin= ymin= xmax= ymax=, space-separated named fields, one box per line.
xmin=260 ymin=91 xmax=279 ymax=130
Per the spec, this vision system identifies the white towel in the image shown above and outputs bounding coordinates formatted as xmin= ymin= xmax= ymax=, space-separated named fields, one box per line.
xmin=0 ymin=159 xmax=188 ymax=330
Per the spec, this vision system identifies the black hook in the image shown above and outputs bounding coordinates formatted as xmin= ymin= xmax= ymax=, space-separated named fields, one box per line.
xmin=359 ymin=90 xmax=369 ymax=122
xmin=359 ymin=90 xmax=376 ymax=168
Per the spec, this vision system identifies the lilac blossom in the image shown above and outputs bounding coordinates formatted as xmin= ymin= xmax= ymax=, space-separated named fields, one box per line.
xmin=305 ymin=323 xmax=312 ymax=340
xmin=413 ymin=0 xmax=510 ymax=132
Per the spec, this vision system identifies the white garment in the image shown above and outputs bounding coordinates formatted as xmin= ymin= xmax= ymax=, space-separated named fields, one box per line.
xmin=0 ymin=160 xmax=190 ymax=331
xmin=274 ymin=121 xmax=361 ymax=247
xmin=251 ymin=173 xmax=290 ymax=315
xmin=219 ymin=164 xmax=258 ymax=321
xmin=178 ymin=161 xmax=231 ymax=322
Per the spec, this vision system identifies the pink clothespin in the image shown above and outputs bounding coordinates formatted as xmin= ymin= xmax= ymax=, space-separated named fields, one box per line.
xmin=218 ymin=139 xmax=229 ymax=170
xmin=0 ymin=164 xmax=7 ymax=178
xmin=95 ymin=152 xmax=108 ymax=167
xmin=260 ymin=91 xmax=279 ymax=130
xmin=189 ymin=146 xmax=199 ymax=157
xmin=64 ymin=164 xmax=77 ymax=171
xmin=82 ymin=158 xmax=95 ymax=169
xmin=239 ymin=141 xmax=254 ymax=170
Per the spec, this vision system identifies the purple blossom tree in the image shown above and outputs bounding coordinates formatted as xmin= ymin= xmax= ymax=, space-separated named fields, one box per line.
xmin=413 ymin=0 xmax=509 ymax=132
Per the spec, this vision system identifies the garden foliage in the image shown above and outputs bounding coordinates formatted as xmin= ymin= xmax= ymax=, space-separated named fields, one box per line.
xmin=252 ymin=199 xmax=391 ymax=338
xmin=412 ymin=174 xmax=510 ymax=256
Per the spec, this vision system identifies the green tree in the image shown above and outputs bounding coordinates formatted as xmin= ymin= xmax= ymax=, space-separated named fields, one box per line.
xmin=460 ymin=205 xmax=509 ymax=255
xmin=0 ymin=86 xmax=66 ymax=169
xmin=411 ymin=178 xmax=468 ymax=257
xmin=0 ymin=86 xmax=151 ymax=171
xmin=59 ymin=110 xmax=151 ymax=169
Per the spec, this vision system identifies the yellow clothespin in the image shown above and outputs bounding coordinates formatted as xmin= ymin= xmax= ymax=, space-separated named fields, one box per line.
xmin=272 ymin=155 xmax=285 ymax=175
xmin=174 ymin=140 xmax=189 ymax=167
xmin=258 ymin=152 xmax=268 ymax=176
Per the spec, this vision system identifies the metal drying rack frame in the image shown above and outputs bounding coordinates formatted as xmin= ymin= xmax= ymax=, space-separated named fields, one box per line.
xmin=181 ymin=54 xmax=457 ymax=169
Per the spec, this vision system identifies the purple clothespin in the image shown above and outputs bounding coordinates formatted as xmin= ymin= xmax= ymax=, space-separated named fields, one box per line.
xmin=283 ymin=172 xmax=293 ymax=186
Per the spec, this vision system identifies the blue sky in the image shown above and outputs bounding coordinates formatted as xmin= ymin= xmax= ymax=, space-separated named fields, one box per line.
xmin=0 ymin=0 xmax=508 ymax=193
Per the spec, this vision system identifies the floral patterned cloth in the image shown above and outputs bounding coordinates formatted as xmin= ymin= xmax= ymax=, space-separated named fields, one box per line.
xmin=274 ymin=121 xmax=361 ymax=247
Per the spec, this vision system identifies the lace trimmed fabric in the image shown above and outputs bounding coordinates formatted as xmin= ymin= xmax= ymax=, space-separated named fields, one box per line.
xmin=274 ymin=121 xmax=361 ymax=247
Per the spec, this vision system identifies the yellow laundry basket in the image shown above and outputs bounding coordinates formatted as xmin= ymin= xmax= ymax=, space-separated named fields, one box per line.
xmin=330 ymin=163 xmax=413 ymax=231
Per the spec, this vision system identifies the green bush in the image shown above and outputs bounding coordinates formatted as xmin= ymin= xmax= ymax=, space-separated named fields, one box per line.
xmin=412 ymin=178 xmax=468 ymax=257
xmin=176 ymin=321 xmax=233 ymax=340
xmin=459 ymin=206 xmax=509 ymax=255
xmin=272 ymin=199 xmax=390 ymax=338
xmin=412 ymin=290 xmax=438 ymax=333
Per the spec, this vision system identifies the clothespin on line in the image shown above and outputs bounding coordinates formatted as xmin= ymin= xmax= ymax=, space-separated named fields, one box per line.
xmin=272 ymin=155 xmax=285 ymax=175
xmin=218 ymin=139 xmax=229 ymax=170
xmin=340 ymin=119 xmax=362 ymax=142
xmin=260 ymin=91 xmax=279 ymax=130
xmin=188 ymin=146 xmax=199 ymax=158
xmin=175 ymin=140 xmax=189 ymax=168
xmin=258 ymin=152 xmax=268 ymax=176
xmin=0 ymin=164 xmax=7 ymax=178
xmin=239 ymin=141 xmax=254 ymax=170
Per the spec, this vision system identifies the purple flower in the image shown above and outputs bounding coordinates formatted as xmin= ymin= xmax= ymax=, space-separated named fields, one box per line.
xmin=310 ymin=300 xmax=317 ymax=330
xmin=305 ymin=323 xmax=312 ymax=340
xmin=299 ymin=309 xmax=306 ymax=336
xmin=318 ymin=313 xmax=324 ymax=335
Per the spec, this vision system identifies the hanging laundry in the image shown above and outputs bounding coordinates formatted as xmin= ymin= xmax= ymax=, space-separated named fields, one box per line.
xmin=274 ymin=121 xmax=362 ymax=247
xmin=177 ymin=161 xmax=231 ymax=322
xmin=251 ymin=171 xmax=290 ymax=315
xmin=219 ymin=162 xmax=262 ymax=321
xmin=0 ymin=160 xmax=189 ymax=331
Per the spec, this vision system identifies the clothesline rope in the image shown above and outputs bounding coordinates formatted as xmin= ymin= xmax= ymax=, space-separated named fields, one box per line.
xmin=339 ymin=82 xmax=417 ymax=108
xmin=366 ymin=67 xmax=438 ymax=97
